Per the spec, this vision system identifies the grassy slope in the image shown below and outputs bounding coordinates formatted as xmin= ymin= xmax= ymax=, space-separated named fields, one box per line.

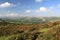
xmin=0 ymin=20 xmax=60 ymax=40
xmin=0 ymin=24 xmax=60 ymax=40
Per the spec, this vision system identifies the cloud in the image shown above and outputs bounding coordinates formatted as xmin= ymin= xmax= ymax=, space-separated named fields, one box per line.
xmin=25 ymin=6 xmax=54 ymax=14
xmin=25 ymin=10 xmax=32 ymax=13
xmin=37 ymin=7 xmax=54 ymax=13
xmin=0 ymin=14 xmax=3 ymax=17
xmin=25 ymin=10 xmax=36 ymax=13
xmin=0 ymin=2 xmax=15 ymax=8
xmin=0 ymin=13 xmax=20 ymax=17
xmin=35 ymin=0 xmax=43 ymax=2
xmin=57 ymin=4 xmax=60 ymax=8
xmin=35 ymin=7 xmax=48 ymax=13
xmin=39 ymin=7 xmax=48 ymax=12
xmin=0 ymin=13 xmax=33 ymax=17
xmin=6 ymin=13 xmax=19 ymax=17
xmin=25 ymin=10 xmax=31 ymax=13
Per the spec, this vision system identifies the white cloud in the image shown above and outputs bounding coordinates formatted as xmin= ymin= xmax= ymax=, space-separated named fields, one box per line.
xmin=0 ymin=13 xmax=20 ymax=17
xmin=39 ymin=7 xmax=48 ymax=12
xmin=0 ymin=2 xmax=15 ymax=8
xmin=35 ymin=7 xmax=48 ymax=13
xmin=25 ymin=10 xmax=36 ymax=13
xmin=6 ymin=13 xmax=19 ymax=17
xmin=35 ymin=0 xmax=43 ymax=2
xmin=25 ymin=10 xmax=32 ymax=13
xmin=37 ymin=7 xmax=54 ymax=13
xmin=25 ymin=6 xmax=54 ymax=14
xmin=36 ymin=10 xmax=40 ymax=13
xmin=57 ymin=4 xmax=60 ymax=8
xmin=0 ymin=14 xmax=3 ymax=17
xmin=0 ymin=13 xmax=34 ymax=17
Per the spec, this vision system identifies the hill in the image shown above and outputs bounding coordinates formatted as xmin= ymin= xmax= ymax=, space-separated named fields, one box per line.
xmin=0 ymin=17 xmax=60 ymax=40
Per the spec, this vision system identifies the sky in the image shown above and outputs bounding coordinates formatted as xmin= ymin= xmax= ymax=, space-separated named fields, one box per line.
xmin=0 ymin=0 xmax=60 ymax=17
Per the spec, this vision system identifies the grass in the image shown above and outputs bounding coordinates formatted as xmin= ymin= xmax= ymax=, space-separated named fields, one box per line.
xmin=0 ymin=34 xmax=19 ymax=40
xmin=39 ymin=24 xmax=60 ymax=32
xmin=39 ymin=28 xmax=50 ymax=32
xmin=0 ymin=36 xmax=6 ymax=40
xmin=0 ymin=24 xmax=60 ymax=40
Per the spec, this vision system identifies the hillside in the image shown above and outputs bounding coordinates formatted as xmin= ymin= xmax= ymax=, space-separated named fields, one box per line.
xmin=0 ymin=17 xmax=60 ymax=40
xmin=1 ymin=17 xmax=60 ymax=24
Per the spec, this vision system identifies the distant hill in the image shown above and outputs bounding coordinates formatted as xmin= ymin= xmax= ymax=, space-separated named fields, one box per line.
xmin=0 ymin=17 xmax=60 ymax=24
